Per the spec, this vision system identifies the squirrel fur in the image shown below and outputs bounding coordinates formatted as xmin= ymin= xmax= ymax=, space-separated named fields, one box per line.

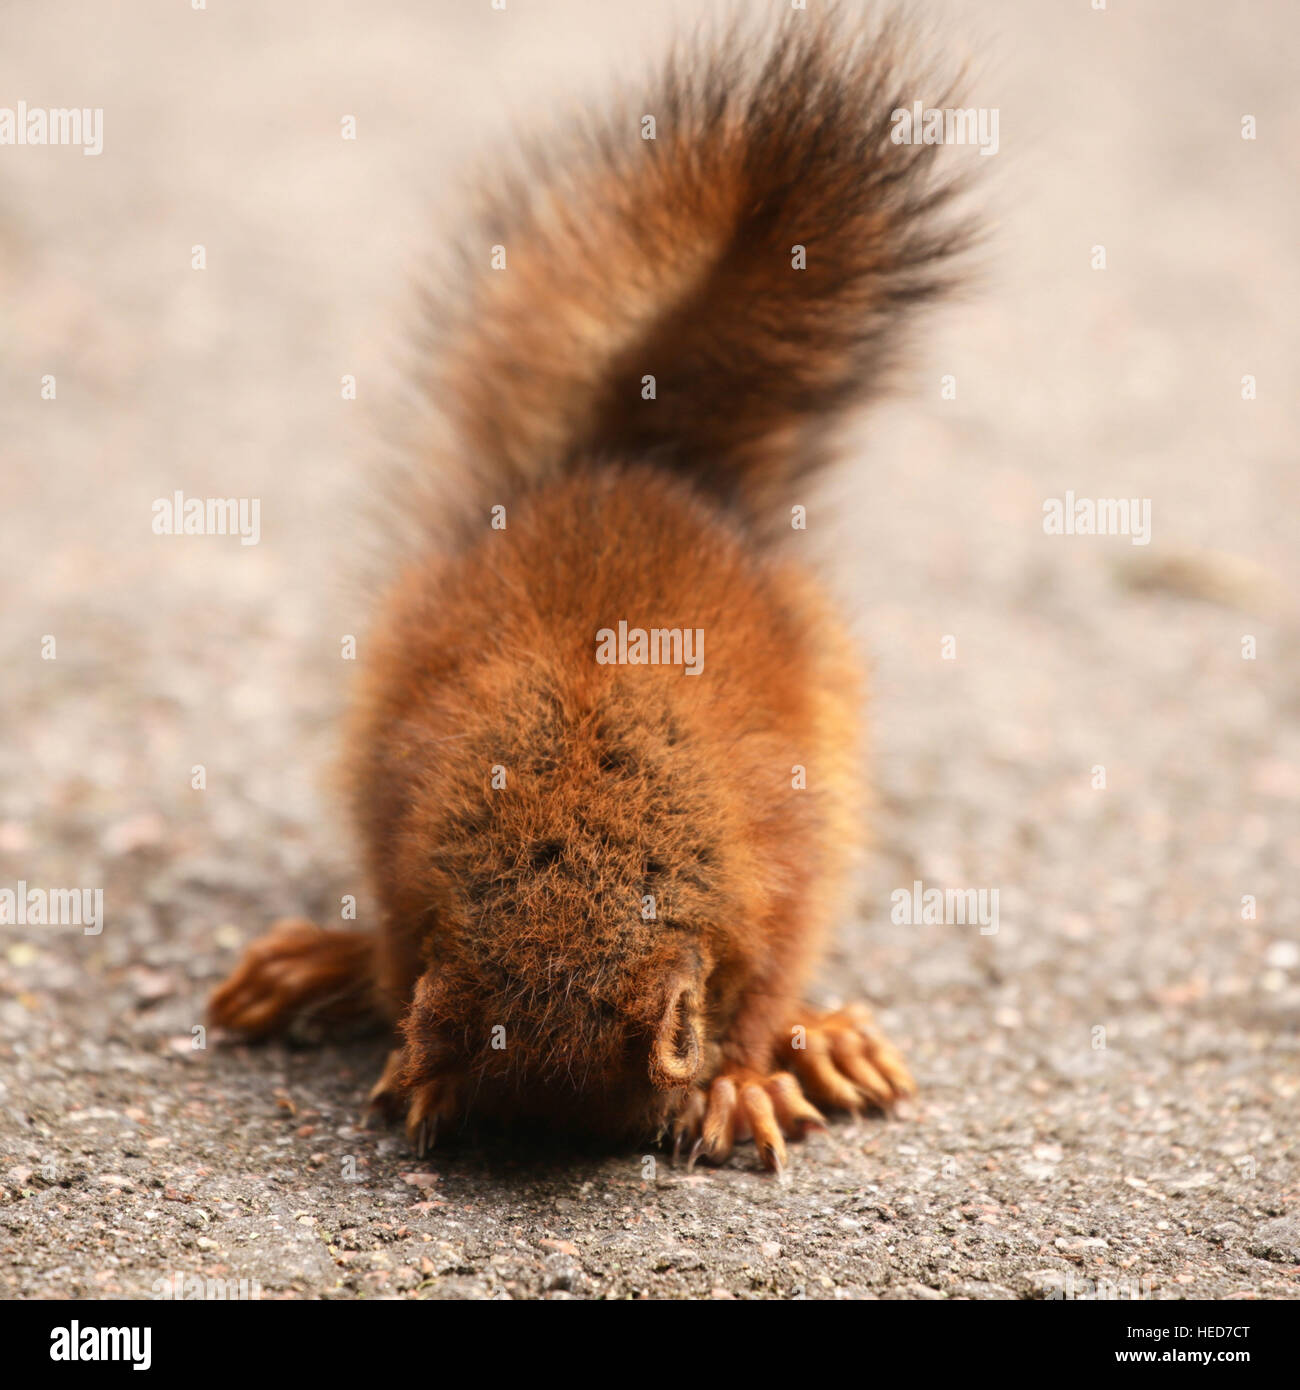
xmin=209 ymin=7 xmax=968 ymax=1172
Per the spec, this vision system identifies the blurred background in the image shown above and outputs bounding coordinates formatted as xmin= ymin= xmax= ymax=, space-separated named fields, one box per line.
xmin=1 ymin=0 xmax=1297 ymax=1300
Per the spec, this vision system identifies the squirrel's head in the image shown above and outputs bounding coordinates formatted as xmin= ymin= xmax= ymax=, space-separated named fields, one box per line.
xmin=400 ymin=867 xmax=722 ymax=1139
xmin=399 ymin=929 xmax=718 ymax=1140
xmin=375 ymin=667 xmax=761 ymax=1134
xmin=388 ymin=679 xmax=751 ymax=1137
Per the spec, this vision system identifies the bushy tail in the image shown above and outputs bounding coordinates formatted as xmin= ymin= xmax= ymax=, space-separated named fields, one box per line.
xmin=420 ymin=7 xmax=971 ymax=523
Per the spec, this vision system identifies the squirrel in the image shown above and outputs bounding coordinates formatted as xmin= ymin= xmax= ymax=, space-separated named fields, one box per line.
xmin=208 ymin=8 xmax=969 ymax=1173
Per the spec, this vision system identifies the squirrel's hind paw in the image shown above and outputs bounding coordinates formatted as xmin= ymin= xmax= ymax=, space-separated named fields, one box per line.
xmin=208 ymin=919 xmax=374 ymax=1039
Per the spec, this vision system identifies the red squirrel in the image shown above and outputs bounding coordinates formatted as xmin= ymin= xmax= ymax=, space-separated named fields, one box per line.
xmin=209 ymin=9 xmax=968 ymax=1172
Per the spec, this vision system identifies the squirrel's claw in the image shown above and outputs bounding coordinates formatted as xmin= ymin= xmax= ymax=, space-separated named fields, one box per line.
xmin=401 ymin=1073 xmax=461 ymax=1156
xmin=668 ymin=1004 xmax=911 ymax=1175
xmin=778 ymin=1005 xmax=915 ymax=1114
xmin=671 ymin=1067 xmax=824 ymax=1175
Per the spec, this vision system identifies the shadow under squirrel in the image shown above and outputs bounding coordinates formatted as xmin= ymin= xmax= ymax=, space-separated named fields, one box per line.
xmin=209 ymin=9 xmax=969 ymax=1173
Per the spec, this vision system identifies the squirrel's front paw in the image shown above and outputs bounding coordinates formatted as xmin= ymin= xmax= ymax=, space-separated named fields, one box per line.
xmin=670 ymin=1005 xmax=914 ymax=1175
xmin=776 ymin=1002 xmax=915 ymax=1114
xmin=671 ymin=1067 xmax=828 ymax=1175
xmin=365 ymin=1047 xmax=463 ymax=1157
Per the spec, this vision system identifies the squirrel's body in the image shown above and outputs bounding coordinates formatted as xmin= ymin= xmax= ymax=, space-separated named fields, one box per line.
xmin=210 ymin=10 xmax=966 ymax=1169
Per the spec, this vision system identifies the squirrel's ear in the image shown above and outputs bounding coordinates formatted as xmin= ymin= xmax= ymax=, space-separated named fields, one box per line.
xmin=649 ymin=977 xmax=703 ymax=1089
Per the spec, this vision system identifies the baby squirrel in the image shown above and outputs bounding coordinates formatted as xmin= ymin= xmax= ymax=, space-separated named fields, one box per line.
xmin=209 ymin=9 xmax=968 ymax=1173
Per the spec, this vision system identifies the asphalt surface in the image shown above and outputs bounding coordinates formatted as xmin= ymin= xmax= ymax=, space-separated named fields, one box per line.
xmin=1 ymin=0 xmax=1297 ymax=1300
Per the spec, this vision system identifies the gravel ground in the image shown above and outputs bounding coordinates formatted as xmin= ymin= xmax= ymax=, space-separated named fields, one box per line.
xmin=1 ymin=1 xmax=1297 ymax=1301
